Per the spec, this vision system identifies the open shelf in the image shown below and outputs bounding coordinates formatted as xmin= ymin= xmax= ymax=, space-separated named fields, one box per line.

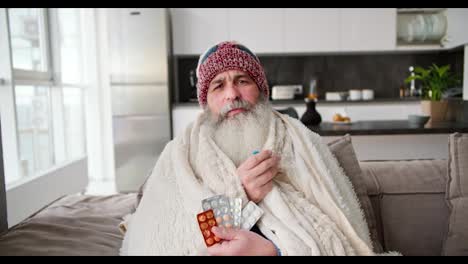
xmin=396 ymin=8 xmax=448 ymax=49
xmin=397 ymin=8 xmax=446 ymax=14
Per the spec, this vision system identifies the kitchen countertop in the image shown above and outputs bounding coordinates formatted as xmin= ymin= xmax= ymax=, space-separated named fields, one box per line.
xmin=269 ymin=97 xmax=421 ymax=105
xmin=173 ymin=98 xmax=422 ymax=107
xmin=307 ymin=120 xmax=468 ymax=136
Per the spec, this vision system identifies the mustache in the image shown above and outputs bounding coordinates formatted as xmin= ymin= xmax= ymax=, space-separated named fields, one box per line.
xmin=219 ymin=99 xmax=253 ymax=118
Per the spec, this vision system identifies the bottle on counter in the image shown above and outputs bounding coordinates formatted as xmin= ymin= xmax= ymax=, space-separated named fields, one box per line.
xmin=307 ymin=78 xmax=318 ymax=100
xmin=405 ymin=86 xmax=411 ymax=97
xmin=400 ymin=86 xmax=406 ymax=98
xmin=300 ymin=97 xmax=322 ymax=126
xmin=409 ymin=66 xmax=416 ymax=97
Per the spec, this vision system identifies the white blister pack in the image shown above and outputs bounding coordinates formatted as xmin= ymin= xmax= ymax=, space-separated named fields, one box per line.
xmin=240 ymin=201 xmax=264 ymax=230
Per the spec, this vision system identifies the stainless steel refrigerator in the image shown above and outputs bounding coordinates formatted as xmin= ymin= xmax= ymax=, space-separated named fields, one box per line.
xmin=108 ymin=8 xmax=172 ymax=193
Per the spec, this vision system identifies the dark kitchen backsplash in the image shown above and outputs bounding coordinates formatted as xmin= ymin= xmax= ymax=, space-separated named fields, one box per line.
xmin=174 ymin=48 xmax=464 ymax=103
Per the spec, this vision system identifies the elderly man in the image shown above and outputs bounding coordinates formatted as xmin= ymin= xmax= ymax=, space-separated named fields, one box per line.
xmin=120 ymin=41 xmax=382 ymax=256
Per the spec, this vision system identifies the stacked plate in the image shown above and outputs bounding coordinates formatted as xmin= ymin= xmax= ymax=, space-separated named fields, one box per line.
xmin=397 ymin=12 xmax=447 ymax=43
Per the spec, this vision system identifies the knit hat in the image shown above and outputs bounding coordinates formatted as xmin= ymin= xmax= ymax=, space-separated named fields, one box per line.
xmin=196 ymin=41 xmax=269 ymax=108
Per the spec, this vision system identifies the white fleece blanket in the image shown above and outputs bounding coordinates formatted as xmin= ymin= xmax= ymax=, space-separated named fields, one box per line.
xmin=121 ymin=111 xmax=385 ymax=256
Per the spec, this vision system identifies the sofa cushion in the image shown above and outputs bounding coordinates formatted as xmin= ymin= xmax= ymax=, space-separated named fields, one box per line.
xmin=361 ymin=159 xmax=449 ymax=256
xmin=443 ymin=133 xmax=468 ymax=256
xmin=380 ymin=193 xmax=449 ymax=256
xmin=360 ymin=160 xmax=448 ymax=195
xmin=327 ymin=134 xmax=383 ymax=253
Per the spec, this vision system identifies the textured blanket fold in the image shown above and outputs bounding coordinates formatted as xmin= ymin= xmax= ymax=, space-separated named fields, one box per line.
xmin=121 ymin=111 xmax=380 ymax=256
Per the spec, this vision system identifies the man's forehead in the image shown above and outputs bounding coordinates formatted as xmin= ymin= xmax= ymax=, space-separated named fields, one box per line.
xmin=211 ymin=70 xmax=250 ymax=83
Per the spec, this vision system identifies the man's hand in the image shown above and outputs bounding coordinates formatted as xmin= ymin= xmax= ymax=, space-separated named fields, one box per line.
xmin=207 ymin=226 xmax=278 ymax=256
xmin=237 ymin=150 xmax=280 ymax=203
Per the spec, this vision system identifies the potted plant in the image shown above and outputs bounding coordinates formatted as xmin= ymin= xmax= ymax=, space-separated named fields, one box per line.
xmin=405 ymin=63 xmax=461 ymax=122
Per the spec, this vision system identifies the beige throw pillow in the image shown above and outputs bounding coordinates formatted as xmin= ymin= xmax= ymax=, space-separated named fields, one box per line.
xmin=327 ymin=134 xmax=383 ymax=253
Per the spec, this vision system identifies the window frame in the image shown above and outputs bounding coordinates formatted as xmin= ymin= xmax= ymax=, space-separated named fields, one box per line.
xmin=5 ymin=8 xmax=87 ymax=184
xmin=8 ymin=8 xmax=54 ymax=84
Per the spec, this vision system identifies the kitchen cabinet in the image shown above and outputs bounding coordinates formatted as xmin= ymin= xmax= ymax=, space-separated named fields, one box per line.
xmin=171 ymin=8 xmax=468 ymax=55
xmin=171 ymin=8 xmax=229 ymax=55
xmin=395 ymin=8 xmax=468 ymax=51
xmin=284 ymin=8 xmax=340 ymax=53
xmin=445 ymin=8 xmax=468 ymax=49
xmin=340 ymin=8 xmax=396 ymax=52
xmin=228 ymin=8 xmax=284 ymax=54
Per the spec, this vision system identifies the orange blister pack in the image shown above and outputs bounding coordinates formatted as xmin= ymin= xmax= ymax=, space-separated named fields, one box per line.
xmin=197 ymin=209 xmax=221 ymax=247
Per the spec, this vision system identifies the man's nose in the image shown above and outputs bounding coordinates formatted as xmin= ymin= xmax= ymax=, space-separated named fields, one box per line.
xmin=224 ymin=82 xmax=240 ymax=101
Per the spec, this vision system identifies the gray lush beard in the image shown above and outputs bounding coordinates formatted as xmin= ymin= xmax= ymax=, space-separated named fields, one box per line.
xmin=203 ymin=100 xmax=273 ymax=168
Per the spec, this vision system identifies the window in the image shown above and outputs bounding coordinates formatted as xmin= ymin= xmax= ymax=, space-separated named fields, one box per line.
xmin=8 ymin=8 xmax=51 ymax=82
xmin=15 ymin=86 xmax=54 ymax=177
xmin=6 ymin=8 xmax=87 ymax=183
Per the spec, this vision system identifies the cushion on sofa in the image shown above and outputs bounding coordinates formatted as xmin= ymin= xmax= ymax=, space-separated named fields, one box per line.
xmin=443 ymin=133 xmax=468 ymax=256
xmin=327 ymin=134 xmax=383 ymax=253
xmin=361 ymin=159 xmax=449 ymax=256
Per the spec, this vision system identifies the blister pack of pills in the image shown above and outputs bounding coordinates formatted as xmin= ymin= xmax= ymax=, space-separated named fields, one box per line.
xmin=196 ymin=209 xmax=221 ymax=247
xmin=229 ymin=197 xmax=242 ymax=229
xmin=240 ymin=201 xmax=264 ymax=230
xmin=202 ymin=195 xmax=235 ymax=228
xmin=197 ymin=194 xmax=265 ymax=247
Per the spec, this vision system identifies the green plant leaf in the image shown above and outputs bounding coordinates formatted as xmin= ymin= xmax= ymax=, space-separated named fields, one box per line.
xmin=404 ymin=75 xmax=423 ymax=83
xmin=434 ymin=64 xmax=449 ymax=78
xmin=414 ymin=66 xmax=427 ymax=75
xmin=406 ymin=63 xmax=461 ymax=101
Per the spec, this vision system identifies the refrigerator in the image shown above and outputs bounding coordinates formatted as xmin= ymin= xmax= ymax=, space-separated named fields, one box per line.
xmin=108 ymin=8 xmax=172 ymax=193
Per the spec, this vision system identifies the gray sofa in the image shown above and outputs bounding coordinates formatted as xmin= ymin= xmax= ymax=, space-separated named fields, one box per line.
xmin=359 ymin=159 xmax=449 ymax=256
xmin=0 ymin=158 xmax=454 ymax=256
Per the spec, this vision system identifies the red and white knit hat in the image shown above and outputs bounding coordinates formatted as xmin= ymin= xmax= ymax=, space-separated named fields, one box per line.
xmin=196 ymin=41 xmax=269 ymax=108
